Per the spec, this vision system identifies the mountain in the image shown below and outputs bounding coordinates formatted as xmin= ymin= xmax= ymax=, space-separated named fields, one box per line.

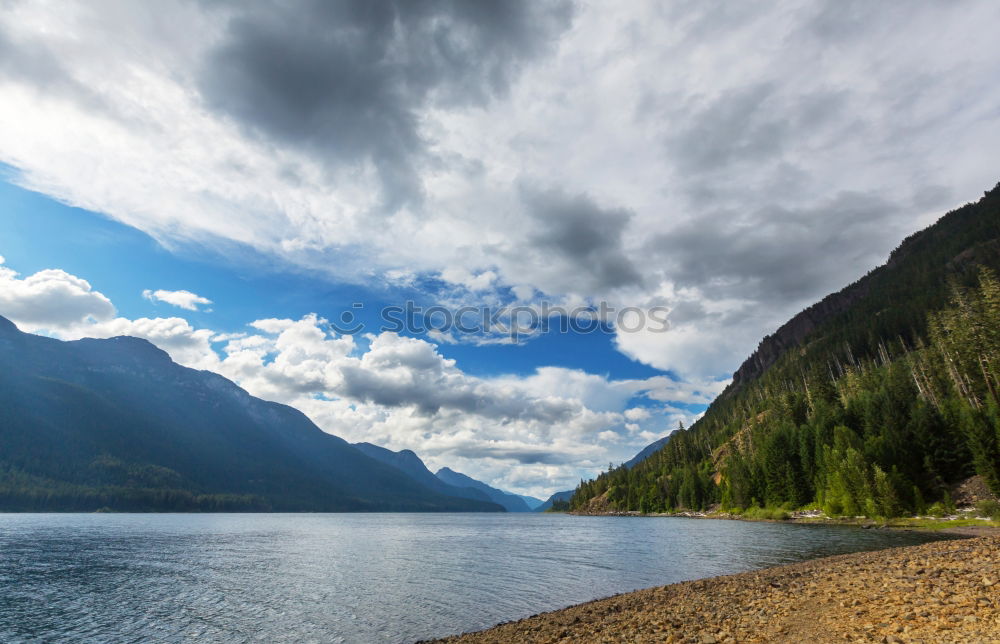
xmin=572 ymin=182 xmax=1000 ymax=516
xmin=725 ymin=186 xmax=1000 ymax=397
xmin=623 ymin=435 xmax=672 ymax=469
xmin=434 ymin=467 xmax=534 ymax=512
xmin=534 ymin=489 xmax=574 ymax=512
xmin=352 ymin=442 xmax=502 ymax=508
xmin=517 ymin=494 xmax=544 ymax=510
xmin=0 ymin=319 xmax=503 ymax=512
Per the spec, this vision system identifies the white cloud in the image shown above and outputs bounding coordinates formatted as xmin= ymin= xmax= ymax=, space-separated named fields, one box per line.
xmin=5 ymin=3 xmax=999 ymax=496
xmin=91 ymin=316 xmax=220 ymax=370
xmin=624 ymin=407 xmax=651 ymax=422
xmin=0 ymin=257 xmax=115 ymax=328
xmin=249 ymin=318 xmax=296 ymax=334
xmin=2 ymin=2 xmax=998 ymax=380
xmin=142 ymin=288 xmax=212 ymax=311
xmin=211 ymin=331 xmax=247 ymax=342
xmin=439 ymin=268 xmax=498 ymax=292
xmin=0 ymin=264 xmax=220 ymax=371
xmin=0 ymin=257 xmax=706 ymax=497
xmin=222 ymin=322 xmax=703 ymax=496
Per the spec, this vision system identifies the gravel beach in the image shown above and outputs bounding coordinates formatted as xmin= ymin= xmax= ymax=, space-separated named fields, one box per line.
xmin=431 ymin=531 xmax=999 ymax=643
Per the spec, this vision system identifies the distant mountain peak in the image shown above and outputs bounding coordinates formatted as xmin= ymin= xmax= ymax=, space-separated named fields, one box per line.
xmin=0 ymin=315 xmax=19 ymax=334
xmin=70 ymin=334 xmax=174 ymax=364
xmin=101 ymin=334 xmax=166 ymax=352
xmin=434 ymin=467 xmax=533 ymax=512
xmin=352 ymin=443 xmax=501 ymax=508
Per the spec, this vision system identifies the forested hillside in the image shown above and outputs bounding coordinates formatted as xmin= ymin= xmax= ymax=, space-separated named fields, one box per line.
xmin=572 ymin=184 xmax=1000 ymax=517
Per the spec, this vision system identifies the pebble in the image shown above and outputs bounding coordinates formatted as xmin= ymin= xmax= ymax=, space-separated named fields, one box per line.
xmin=427 ymin=532 xmax=1000 ymax=644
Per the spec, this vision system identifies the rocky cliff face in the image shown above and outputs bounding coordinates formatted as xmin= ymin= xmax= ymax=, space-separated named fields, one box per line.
xmin=725 ymin=210 xmax=940 ymax=393
xmin=727 ymin=278 xmax=871 ymax=392
xmin=725 ymin=184 xmax=1000 ymax=395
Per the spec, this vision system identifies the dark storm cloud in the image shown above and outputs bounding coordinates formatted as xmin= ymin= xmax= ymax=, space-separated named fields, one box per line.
xmin=339 ymin=363 xmax=577 ymax=421
xmin=450 ymin=444 xmax=579 ymax=465
xmin=521 ymin=186 xmax=644 ymax=291
xmin=647 ymin=190 xmax=908 ymax=305
xmin=198 ymin=0 xmax=573 ymax=209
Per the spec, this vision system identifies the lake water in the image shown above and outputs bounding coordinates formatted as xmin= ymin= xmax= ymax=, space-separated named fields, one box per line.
xmin=0 ymin=513 xmax=950 ymax=643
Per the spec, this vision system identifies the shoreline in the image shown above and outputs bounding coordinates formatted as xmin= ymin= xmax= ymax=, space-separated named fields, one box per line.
xmin=429 ymin=532 xmax=1000 ymax=643
xmin=565 ymin=508 xmax=1000 ymax=534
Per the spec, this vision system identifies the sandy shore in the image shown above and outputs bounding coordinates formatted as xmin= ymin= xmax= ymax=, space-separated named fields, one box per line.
xmin=430 ymin=531 xmax=1000 ymax=643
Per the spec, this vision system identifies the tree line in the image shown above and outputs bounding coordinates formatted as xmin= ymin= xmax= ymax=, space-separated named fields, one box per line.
xmin=572 ymin=267 xmax=1000 ymax=519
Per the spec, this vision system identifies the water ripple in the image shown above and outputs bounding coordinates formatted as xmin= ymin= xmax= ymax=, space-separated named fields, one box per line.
xmin=0 ymin=513 xmax=948 ymax=643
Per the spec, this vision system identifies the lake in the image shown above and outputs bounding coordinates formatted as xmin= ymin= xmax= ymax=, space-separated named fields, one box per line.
xmin=0 ymin=513 xmax=950 ymax=643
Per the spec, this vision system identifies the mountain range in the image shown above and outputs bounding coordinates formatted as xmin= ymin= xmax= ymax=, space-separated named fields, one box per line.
xmin=0 ymin=317 xmax=505 ymax=512
xmin=353 ymin=442 xmax=539 ymax=509
xmin=435 ymin=467 xmax=535 ymax=512
xmin=0 ymin=308 xmax=728 ymax=513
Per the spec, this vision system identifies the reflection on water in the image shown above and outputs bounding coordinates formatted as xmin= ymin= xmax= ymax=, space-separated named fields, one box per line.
xmin=0 ymin=513 xmax=950 ymax=642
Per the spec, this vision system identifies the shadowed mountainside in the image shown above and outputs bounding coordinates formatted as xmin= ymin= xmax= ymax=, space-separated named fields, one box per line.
xmin=0 ymin=318 xmax=503 ymax=512
xmin=353 ymin=442 xmax=502 ymax=508
xmin=435 ymin=467 xmax=533 ymax=512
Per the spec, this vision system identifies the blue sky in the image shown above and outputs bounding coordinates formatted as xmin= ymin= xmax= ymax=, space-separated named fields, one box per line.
xmin=0 ymin=176 xmax=666 ymax=382
xmin=1 ymin=1 xmax=999 ymax=496
xmin=1 ymin=174 xmax=713 ymax=496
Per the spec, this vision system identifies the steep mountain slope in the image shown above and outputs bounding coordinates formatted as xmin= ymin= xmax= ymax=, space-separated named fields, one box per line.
xmin=352 ymin=442 xmax=501 ymax=508
xmin=623 ymin=435 xmax=671 ymax=469
xmin=0 ymin=318 xmax=502 ymax=512
xmin=435 ymin=467 xmax=533 ymax=512
xmin=726 ymin=184 xmax=1000 ymax=395
xmin=572 ymin=182 xmax=1000 ymax=516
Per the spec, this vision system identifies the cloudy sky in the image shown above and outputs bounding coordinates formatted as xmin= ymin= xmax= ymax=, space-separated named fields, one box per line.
xmin=2 ymin=0 xmax=999 ymax=498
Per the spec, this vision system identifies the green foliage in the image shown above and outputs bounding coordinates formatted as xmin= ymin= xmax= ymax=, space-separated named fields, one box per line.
xmin=571 ymin=186 xmax=1000 ymax=519
xmin=926 ymin=502 xmax=950 ymax=518
xmin=975 ymin=499 xmax=1000 ymax=521
xmin=741 ymin=505 xmax=790 ymax=521
xmin=0 ymin=466 xmax=272 ymax=512
xmin=883 ymin=517 xmax=999 ymax=529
